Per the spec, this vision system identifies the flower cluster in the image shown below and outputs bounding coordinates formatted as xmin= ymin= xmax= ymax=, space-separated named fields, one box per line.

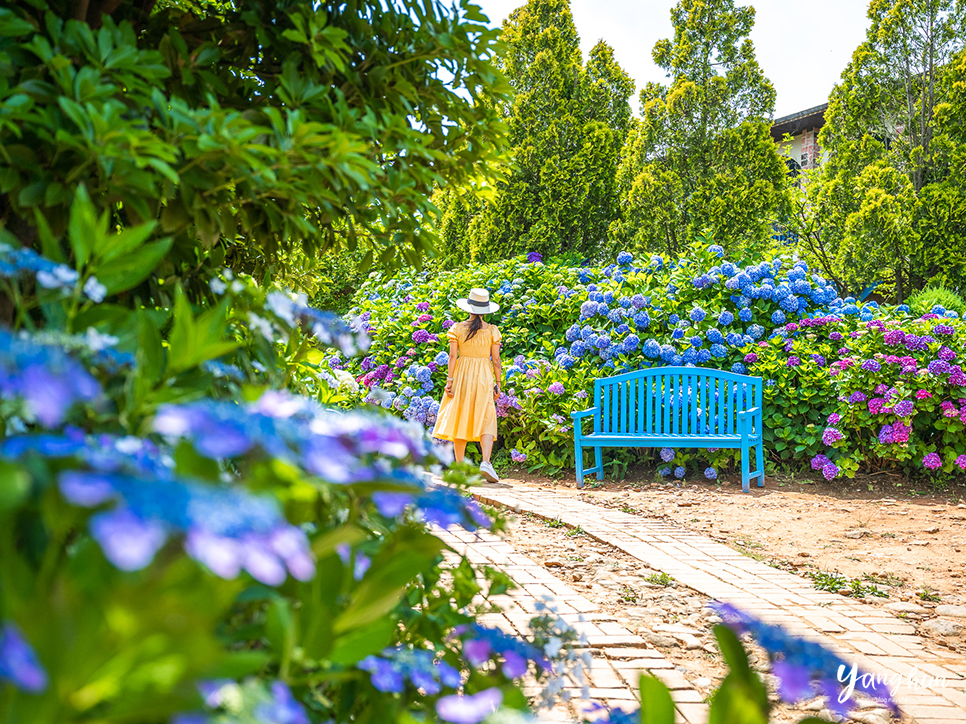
xmin=711 ymin=603 xmax=898 ymax=716
xmin=358 ymin=646 xmax=462 ymax=694
xmin=0 ymin=242 xmax=106 ymax=301
xmin=0 ymin=329 xmax=101 ymax=427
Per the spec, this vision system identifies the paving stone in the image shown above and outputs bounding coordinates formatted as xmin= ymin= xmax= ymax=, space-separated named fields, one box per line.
xmin=463 ymin=481 xmax=966 ymax=721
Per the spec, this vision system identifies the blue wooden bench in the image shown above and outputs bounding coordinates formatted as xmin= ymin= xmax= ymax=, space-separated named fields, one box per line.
xmin=571 ymin=367 xmax=765 ymax=492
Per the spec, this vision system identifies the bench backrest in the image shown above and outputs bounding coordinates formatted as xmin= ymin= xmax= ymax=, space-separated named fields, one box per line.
xmin=593 ymin=366 xmax=762 ymax=436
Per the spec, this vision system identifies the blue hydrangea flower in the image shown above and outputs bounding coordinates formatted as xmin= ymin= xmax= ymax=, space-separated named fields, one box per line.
xmin=659 ymin=466 xmax=671 ymax=477
xmin=710 ymin=344 xmax=727 ymax=358
xmin=731 ymin=363 xmax=746 ymax=374
xmin=595 ymin=335 xmax=611 ymax=350
xmin=659 ymin=345 xmax=676 ymax=363
xmin=780 ymin=295 xmax=800 ymax=313
xmin=565 ymin=324 xmax=582 ymax=342
xmin=706 ymin=328 xmax=724 ymax=344
xmin=435 ymin=352 xmax=449 ymax=366
xmin=631 ymin=294 xmax=646 ymax=309
xmin=697 ymin=349 xmax=712 ymax=363
xmin=660 ymin=447 xmax=675 ymax=462
xmin=689 ymin=307 xmax=707 ymax=323
xmin=738 ymin=308 xmax=753 ymax=322
xmin=616 ymin=323 xmax=630 ymax=335
xmin=771 ymin=311 xmax=786 ymax=324
xmin=618 ymin=296 xmax=632 ymax=309
xmin=633 ymin=311 xmax=651 ymax=328
xmin=623 ymin=334 xmax=640 ymax=352
xmin=596 ymin=303 xmax=610 ymax=317
xmin=644 ymin=339 xmax=661 ymax=358
xmin=708 ymin=244 xmax=724 ymax=258
xmin=617 ymin=251 xmax=633 ymax=265
xmin=690 ymin=336 xmax=703 ymax=348
xmin=672 ymin=328 xmax=685 ymax=340
xmin=674 ymin=466 xmax=685 ymax=479
xmin=0 ymin=622 xmax=48 ymax=693
xmin=718 ymin=310 xmax=734 ymax=326
xmin=682 ymin=348 xmax=698 ymax=364
xmin=704 ymin=467 xmax=718 ymax=480
xmin=668 ymin=314 xmax=680 ymax=325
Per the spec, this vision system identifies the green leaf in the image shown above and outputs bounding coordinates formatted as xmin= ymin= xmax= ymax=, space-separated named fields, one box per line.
xmin=94 ymin=237 xmax=172 ymax=295
xmin=328 ymin=617 xmax=396 ymax=665
xmin=638 ymin=674 xmax=676 ymax=724
xmin=67 ymin=184 xmax=99 ymax=268
xmin=0 ymin=461 xmax=30 ymax=511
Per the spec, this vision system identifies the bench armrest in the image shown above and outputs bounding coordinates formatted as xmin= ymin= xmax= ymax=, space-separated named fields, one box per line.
xmin=737 ymin=406 xmax=761 ymax=421
xmin=571 ymin=407 xmax=599 ymax=420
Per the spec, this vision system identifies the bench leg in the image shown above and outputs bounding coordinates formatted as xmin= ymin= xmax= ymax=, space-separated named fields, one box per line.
xmin=575 ymin=440 xmax=584 ymax=488
xmin=594 ymin=447 xmax=603 ymax=481
xmin=756 ymin=441 xmax=764 ymax=487
xmin=741 ymin=442 xmax=750 ymax=493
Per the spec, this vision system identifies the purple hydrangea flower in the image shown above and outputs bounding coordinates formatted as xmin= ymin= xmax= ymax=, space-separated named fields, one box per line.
xmin=923 ymin=453 xmax=941 ymax=470
xmin=254 ymin=681 xmax=309 ymax=724
xmin=848 ymin=391 xmax=867 ymax=404
xmin=436 ymin=688 xmax=503 ymax=724
xmin=0 ymin=623 xmax=48 ymax=693
xmin=860 ymin=359 xmax=881 ymax=372
xmin=893 ymin=400 xmax=914 ymax=417
xmin=547 ymin=381 xmax=565 ymax=395
xmin=810 ymin=454 xmax=830 ymax=470
xmin=526 ymin=252 xmax=543 ymax=263
xmin=822 ymin=427 xmax=842 ymax=446
xmin=827 ymin=413 xmax=841 ymax=425
xmin=822 ymin=462 xmax=839 ymax=480
xmin=786 ymin=356 xmax=801 ymax=367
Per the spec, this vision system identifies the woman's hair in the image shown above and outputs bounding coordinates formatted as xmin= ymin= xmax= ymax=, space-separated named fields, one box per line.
xmin=465 ymin=313 xmax=484 ymax=341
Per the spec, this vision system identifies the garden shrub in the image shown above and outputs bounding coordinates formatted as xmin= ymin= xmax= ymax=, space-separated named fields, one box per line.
xmin=0 ymin=191 xmax=587 ymax=723
xmin=907 ymin=284 xmax=966 ymax=318
xmin=343 ymin=243 xmax=867 ymax=477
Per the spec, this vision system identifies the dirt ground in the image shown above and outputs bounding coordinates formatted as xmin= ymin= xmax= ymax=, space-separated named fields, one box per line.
xmin=503 ymin=468 xmax=966 ymax=609
xmin=503 ymin=513 xmax=897 ymax=723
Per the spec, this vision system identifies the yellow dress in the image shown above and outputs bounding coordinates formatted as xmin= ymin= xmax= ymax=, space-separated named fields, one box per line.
xmin=432 ymin=321 xmax=501 ymax=442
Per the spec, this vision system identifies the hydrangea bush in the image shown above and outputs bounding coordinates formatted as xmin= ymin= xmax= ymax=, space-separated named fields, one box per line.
xmin=343 ymin=242 xmax=965 ymax=480
xmin=0 ymin=191 xmax=588 ymax=724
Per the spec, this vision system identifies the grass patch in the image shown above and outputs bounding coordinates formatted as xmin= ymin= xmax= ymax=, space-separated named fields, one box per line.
xmin=644 ymin=572 xmax=674 ymax=587
xmin=564 ymin=525 xmax=586 ymax=538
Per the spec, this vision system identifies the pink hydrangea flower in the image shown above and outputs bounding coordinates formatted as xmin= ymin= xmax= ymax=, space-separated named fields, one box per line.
xmin=916 ymin=389 xmax=932 ymax=399
xmin=956 ymin=455 xmax=966 ymax=471
xmin=922 ymin=453 xmax=941 ymax=470
xmin=827 ymin=413 xmax=841 ymax=425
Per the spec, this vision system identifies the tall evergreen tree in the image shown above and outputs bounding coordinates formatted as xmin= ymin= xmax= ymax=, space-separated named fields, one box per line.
xmin=794 ymin=0 xmax=966 ymax=298
xmin=433 ymin=0 xmax=634 ymax=264
xmin=611 ymin=0 xmax=788 ymax=258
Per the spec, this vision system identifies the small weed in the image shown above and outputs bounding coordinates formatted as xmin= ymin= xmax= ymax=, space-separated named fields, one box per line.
xmin=587 ymin=482 xmax=604 ymax=489
xmin=544 ymin=518 xmax=566 ymax=529
xmin=809 ymin=570 xmax=889 ymax=597
xmin=567 ymin=555 xmax=584 ymax=562
xmin=880 ymin=532 xmax=896 ymax=538
xmin=645 ymin=572 xmax=674 ymax=587
xmin=863 ymin=572 xmax=904 ymax=588
xmin=917 ymin=588 xmax=941 ymax=602
xmin=565 ymin=525 xmax=585 ymax=538
xmin=619 ymin=586 xmax=639 ymax=603
xmin=620 ymin=505 xmax=637 ymax=514
xmin=809 ymin=571 xmax=848 ymax=592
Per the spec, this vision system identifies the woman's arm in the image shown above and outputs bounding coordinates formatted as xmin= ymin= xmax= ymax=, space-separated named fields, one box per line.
xmin=491 ymin=342 xmax=502 ymax=397
xmin=444 ymin=340 xmax=459 ymax=397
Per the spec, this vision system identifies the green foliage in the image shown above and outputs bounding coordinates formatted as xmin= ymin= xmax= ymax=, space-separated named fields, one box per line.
xmin=0 ymin=0 xmax=510 ymax=299
xmin=611 ymin=0 xmax=788 ymax=260
xmin=433 ymin=0 xmax=634 ymax=264
xmin=792 ymin=0 xmax=966 ymax=299
xmin=344 ymin=243 xmax=848 ymax=476
xmin=907 ymin=284 xmax=966 ymax=317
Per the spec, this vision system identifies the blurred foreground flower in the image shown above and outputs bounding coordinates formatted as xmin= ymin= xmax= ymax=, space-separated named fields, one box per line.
xmin=711 ymin=602 xmax=899 ymax=716
xmin=0 ymin=622 xmax=48 ymax=693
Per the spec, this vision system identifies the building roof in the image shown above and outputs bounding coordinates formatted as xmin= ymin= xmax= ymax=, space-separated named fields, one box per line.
xmin=770 ymin=103 xmax=828 ymax=141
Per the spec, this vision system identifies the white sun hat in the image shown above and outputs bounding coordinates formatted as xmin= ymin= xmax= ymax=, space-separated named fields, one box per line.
xmin=456 ymin=288 xmax=500 ymax=315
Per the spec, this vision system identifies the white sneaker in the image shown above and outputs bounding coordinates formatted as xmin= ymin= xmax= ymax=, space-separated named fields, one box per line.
xmin=479 ymin=461 xmax=499 ymax=482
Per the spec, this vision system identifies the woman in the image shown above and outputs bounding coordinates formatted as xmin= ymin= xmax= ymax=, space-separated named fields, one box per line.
xmin=432 ymin=288 xmax=503 ymax=482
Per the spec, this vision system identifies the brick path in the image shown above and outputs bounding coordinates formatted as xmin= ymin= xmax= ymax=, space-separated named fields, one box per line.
xmin=468 ymin=481 xmax=966 ymax=724
xmin=437 ymin=526 xmax=710 ymax=723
